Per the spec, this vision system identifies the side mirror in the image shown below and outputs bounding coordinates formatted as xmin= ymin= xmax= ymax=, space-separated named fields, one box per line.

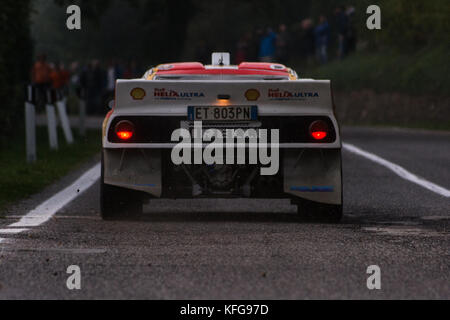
xmin=108 ymin=100 xmax=115 ymax=110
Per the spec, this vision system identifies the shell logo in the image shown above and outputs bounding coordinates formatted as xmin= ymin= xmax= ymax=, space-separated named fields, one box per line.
xmin=245 ymin=89 xmax=260 ymax=101
xmin=130 ymin=88 xmax=146 ymax=100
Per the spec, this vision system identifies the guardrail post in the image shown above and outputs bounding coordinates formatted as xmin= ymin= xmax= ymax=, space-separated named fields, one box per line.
xmin=46 ymin=89 xmax=59 ymax=150
xmin=56 ymin=91 xmax=74 ymax=144
xmin=25 ymin=85 xmax=36 ymax=163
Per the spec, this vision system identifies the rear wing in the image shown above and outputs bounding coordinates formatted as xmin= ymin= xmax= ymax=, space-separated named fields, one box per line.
xmin=114 ymin=80 xmax=334 ymax=116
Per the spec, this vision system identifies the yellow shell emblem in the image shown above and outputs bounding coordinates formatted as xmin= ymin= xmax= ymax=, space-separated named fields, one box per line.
xmin=245 ymin=89 xmax=260 ymax=101
xmin=130 ymin=88 xmax=146 ymax=100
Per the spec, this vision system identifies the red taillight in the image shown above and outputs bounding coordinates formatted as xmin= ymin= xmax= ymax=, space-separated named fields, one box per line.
xmin=311 ymin=131 xmax=327 ymax=140
xmin=115 ymin=121 xmax=135 ymax=141
xmin=309 ymin=120 xmax=328 ymax=141
xmin=117 ymin=131 xmax=133 ymax=140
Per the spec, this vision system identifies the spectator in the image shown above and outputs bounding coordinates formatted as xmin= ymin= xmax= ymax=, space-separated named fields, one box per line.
xmin=276 ymin=24 xmax=290 ymax=64
xmin=235 ymin=33 xmax=250 ymax=64
xmin=31 ymin=54 xmax=52 ymax=108
xmin=69 ymin=61 xmax=80 ymax=87
xmin=59 ymin=63 xmax=71 ymax=97
xmin=258 ymin=27 xmax=277 ymax=62
xmin=50 ymin=63 xmax=66 ymax=90
xmin=346 ymin=5 xmax=357 ymax=54
xmin=106 ymin=60 xmax=118 ymax=103
xmin=51 ymin=62 xmax=72 ymax=99
xmin=314 ymin=15 xmax=330 ymax=64
xmin=60 ymin=64 xmax=71 ymax=89
xmin=248 ymin=28 xmax=264 ymax=62
xmin=299 ymin=19 xmax=315 ymax=64
xmin=335 ymin=6 xmax=349 ymax=59
xmin=114 ymin=60 xmax=124 ymax=80
xmin=80 ymin=60 xmax=107 ymax=115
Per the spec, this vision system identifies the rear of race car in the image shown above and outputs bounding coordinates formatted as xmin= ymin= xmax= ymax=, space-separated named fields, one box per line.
xmin=101 ymin=79 xmax=343 ymax=221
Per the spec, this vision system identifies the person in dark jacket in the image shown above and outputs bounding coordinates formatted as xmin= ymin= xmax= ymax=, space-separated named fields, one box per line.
xmin=314 ymin=15 xmax=330 ymax=64
xmin=299 ymin=19 xmax=315 ymax=64
xmin=248 ymin=28 xmax=264 ymax=62
xmin=335 ymin=6 xmax=349 ymax=59
xmin=80 ymin=60 xmax=107 ymax=115
xmin=346 ymin=6 xmax=357 ymax=54
xmin=276 ymin=24 xmax=290 ymax=64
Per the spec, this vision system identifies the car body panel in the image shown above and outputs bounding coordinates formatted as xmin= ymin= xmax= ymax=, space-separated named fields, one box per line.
xmin=102 ymin=61 xmax=342 ymax=206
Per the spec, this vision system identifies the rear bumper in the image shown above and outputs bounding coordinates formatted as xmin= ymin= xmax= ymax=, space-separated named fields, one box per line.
xmin=103 ymin=147 xmax=342 ymax=205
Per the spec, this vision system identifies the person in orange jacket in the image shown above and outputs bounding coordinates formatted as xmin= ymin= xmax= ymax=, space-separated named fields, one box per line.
xmin=50 ymin=65 xmax=63 ymax=90
xmin=31 ymin=54 xmax=52 ymax=108
xmin=50 ymin=62 xmax=72 ymax=100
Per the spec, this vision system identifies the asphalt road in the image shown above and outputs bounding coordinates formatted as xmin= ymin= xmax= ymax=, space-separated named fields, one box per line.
xmin=0 ymin=126 xmax=449 ymax=299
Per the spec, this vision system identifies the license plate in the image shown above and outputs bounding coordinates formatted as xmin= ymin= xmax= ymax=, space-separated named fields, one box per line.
xmin=188 ymin=106 xmax=258 ymax=121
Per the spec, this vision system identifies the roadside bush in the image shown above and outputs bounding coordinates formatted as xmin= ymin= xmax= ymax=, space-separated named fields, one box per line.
xmin=0 ymin=1 xmax=33 ymax=147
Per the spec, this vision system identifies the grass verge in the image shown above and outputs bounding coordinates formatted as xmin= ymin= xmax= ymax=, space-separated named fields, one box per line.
xmin=297 ymin=45 xmax=449 ymax=97
xmin=291 ymin=46 xmax=449 ymax=131
xmin=0 ymin=127 xmax=101 ymax=214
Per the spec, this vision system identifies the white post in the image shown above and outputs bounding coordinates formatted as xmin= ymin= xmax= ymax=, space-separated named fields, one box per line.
xmin=57 ymin=98 xmax=74 ymax=144
xmin=46 ymin=104 xmax=58 ymax=150
xmin=25 ymin=102 xmax=36 ymax=163
xmin=46 ymin=89 xmax=59 ymax=150
xmin=45 ymin=89 xmax=58 ymax=150
xmin=27 ymin=85 xmax=33 ymax=104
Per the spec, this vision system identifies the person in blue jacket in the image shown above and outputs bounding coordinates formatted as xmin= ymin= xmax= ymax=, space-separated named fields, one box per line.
xmin=258 ymin=28 xmax=277 ymax=62
xmin=314 ymin=15 xmax=330 ymax=64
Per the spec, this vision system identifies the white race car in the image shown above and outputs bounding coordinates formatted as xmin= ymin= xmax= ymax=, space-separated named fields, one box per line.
xmin=101 ymin=53 xmax=343 ymax=221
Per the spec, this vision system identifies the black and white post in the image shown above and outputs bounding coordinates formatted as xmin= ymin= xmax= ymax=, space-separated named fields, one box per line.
xmin=25 ymin=85 xmax=36 ymax=163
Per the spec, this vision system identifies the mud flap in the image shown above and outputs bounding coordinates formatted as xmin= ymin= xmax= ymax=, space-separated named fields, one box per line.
xmin=103 ymin=149 xmax=162 ymax=197
xmin=284 ymin=149 xmax=342 ymax=205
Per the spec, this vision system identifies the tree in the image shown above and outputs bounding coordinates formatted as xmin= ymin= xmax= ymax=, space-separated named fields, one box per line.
xmin=49 ymin=0 xmax=196 ymax=63
xmin=0 ymin=1 xmax=33 ymax=146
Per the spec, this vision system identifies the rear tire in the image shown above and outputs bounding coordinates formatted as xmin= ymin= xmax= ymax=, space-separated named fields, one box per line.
xmin=296 ymin=199 xmax=343 ymax=223
xmin=100 ymin=151 xmax=143 ymax=220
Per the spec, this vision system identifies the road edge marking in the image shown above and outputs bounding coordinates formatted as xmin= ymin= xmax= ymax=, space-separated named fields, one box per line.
xmin=343 ymin=143 xmax=450 ymax=198
xmin=9 ymin=163 xmax=101 ymax=228
xmin=0 ymin=229 xmax=30 ymax=235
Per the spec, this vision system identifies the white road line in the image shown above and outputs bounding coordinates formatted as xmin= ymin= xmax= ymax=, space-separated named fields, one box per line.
xmin=343 ymin=143 xmax=450 ymax=198
xmin=0 ymin=229 xmax=29 ymax=235
xmin=9 ymin=163 xmax=101 ymax=228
